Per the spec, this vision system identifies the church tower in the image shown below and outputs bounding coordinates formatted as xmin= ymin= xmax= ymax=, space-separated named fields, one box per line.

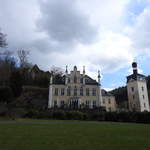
xmin=127 ymin=61 xmax=150 ymax=112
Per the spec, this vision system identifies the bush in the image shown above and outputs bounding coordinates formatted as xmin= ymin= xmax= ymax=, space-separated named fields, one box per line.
xmin=89 ymin=112 xmax=105 ymax=121
xmin=0 ymin=86 xmax=13 ymax=103
xmin=66 ymin=111 xmax=85 ymax=120
xmin=52 ymin=110 xmax=66 ymax=120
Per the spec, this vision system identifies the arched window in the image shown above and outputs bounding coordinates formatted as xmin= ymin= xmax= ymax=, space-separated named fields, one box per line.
xmin=80 ymin=87 xmax=83 ymax=96
xmin=74 ymin=86 xmax=77 ymax=96
xmin=80 ymin=78 xmax=83 ymax=83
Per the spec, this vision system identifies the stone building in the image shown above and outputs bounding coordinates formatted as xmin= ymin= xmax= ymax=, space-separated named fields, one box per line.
xmin=101 ymin=89 xmax=117 ymax=112
xmin=127 ymin=62 xmax=150 ymax=112
xmin=48 ymin=66 xmax=116 ymax=111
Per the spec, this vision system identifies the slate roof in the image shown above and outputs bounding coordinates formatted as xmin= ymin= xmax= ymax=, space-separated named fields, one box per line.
xmin=85 ymin=75 xmax=99 ymax=85
xmin=127 ymin=73 xmax=146 ymax=83
xmin=101 ymin=89 xmax=114 ymax=96
xmin=53 ymin=75 xmax=99 ymax=85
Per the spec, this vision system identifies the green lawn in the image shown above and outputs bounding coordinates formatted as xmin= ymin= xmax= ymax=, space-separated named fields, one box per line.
xmin=0 ymin=121 xmax=150 ymax=150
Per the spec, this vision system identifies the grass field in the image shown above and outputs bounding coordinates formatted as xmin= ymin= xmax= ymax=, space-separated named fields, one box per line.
xmin=0 ymin=120 xmax=150 ymax=150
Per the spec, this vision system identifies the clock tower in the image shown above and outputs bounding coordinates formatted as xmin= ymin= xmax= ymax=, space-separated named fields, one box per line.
xmin=127 ymin=62 xmax=150 ymax=112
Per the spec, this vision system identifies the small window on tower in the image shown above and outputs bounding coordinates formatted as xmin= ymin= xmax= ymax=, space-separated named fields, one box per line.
xmin=131 ymin=87 xmax=134 ymax=92
xmin=142 ymin=87 xmax=144 ymax=91
xmin=144 ymin=103 xmax=146 ymax=108
xmin=133 ymin=95 xmax=135 ymax=100
xmin=143 ymin=95 xmax=145 ymax=99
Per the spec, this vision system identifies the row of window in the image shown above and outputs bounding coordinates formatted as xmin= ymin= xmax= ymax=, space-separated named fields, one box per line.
xmin=54 ymin=100 xmax=97 ymax=107
xmin=132 ymin=94 xmax=145 ymax=100
xmin=131 ymin=86 xmax=145 ymax=92
xmin=54 ymin=87 xmax=97 ymax=96
xmin=103 ymin=99 xmax=111 ymax=104
xmin=67 ymin=76 xmax=84 ymax=84
xmin=131 ymin=102 xmax=147 ymax=108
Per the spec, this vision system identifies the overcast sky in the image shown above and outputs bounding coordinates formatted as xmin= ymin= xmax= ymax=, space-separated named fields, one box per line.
xmin=0 ymin=0 xmax=150 ymax=90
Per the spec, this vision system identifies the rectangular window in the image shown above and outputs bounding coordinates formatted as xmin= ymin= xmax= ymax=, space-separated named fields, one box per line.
xmin=68 ymin=78 xmax=70 ymax=83
xmin=61 ymin=88 xmax=65 ymax=96
xmin=142 ymin=86 xmax=144 ymax=91
xmin=80 ymin=87 xmax=83 ymax=96
xmin=80 ymin=78 xmax=83 ymax=83
xmin=92 ymin=88 xmax=96 ymax=96
xmin=67 ymin=87 xmax=71 ymax=96
xmin=86 ymin=100 xmax=90 ymax=108
xmin=86 ymin=88 xmax=90 ymax=96
xmin=144 ymin=103 xmax=146 ymax=108
xmin=60 ymin=100 xmax=65 ymax=108
xmin=93 ymin=101 xmax=96 ymax=108
xmin=108 ymin=99 xmax=111 ymax=104
xmin=55 ymin=88 xmax=58 ymax=96
xmin=143 ymin=95 xmax=145 ymax=99
xmin=74 ymin=87 xmax=77 ymax=96
xmin=103 ymin=99 xmax=105 ymax=104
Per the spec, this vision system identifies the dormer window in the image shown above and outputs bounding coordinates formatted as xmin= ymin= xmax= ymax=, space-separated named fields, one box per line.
xmin=80 ymin=78 xmax=83 ymax=83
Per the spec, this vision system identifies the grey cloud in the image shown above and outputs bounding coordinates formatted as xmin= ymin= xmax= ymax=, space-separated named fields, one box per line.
xmin=37 ymin=0 xmax=98 ymax=45
xmin=131 ymin=9 xmax=150 ymax=51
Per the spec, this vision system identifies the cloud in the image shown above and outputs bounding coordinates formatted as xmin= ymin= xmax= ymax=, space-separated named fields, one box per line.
xmin=37 ymin=0 xmax=98 ymax=46
xmin=1 ymin=0 xmax=150 ymax=87
xmin=130 ymin=8 xmax=150 ymax=51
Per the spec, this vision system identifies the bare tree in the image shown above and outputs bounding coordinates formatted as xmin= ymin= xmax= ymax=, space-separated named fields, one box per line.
xmin=17 ymin=49 xmax=29 ymax=68
xmin=0 ymin=31 xmax=7 ymax=48
xmin=50 ymin=66 xmax=64 ymax=76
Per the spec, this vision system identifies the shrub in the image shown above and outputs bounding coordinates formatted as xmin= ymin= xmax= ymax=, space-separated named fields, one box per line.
xmin=52 ymin=110 xmax=66 ymax=120
xmin=65 ymin=111 xmax=85 ymax=120
xmin=0 ymin=86 xmax=13 ymax=103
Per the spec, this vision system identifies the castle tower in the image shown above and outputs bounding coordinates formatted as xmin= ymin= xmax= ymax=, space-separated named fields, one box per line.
xmin=48 ymin=73 xmax=53 ymax=108
xmin=83 ymin=66 xmax=85 ymax=84
xmin=97 ymin=70 xmax=102 ymax=107
xmin=127 ymin=62 xmax=150 ymax=112
xmin=65 ymin=65 xmax=68 ymax=85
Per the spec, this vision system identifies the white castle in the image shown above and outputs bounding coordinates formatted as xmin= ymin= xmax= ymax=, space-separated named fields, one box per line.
xmin=48 ymin=66 xmax=116 ymax=111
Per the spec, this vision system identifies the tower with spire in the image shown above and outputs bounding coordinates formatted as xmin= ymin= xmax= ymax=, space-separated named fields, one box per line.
xmin=127 ymin=61 xmax=150 ymax=112
xmin=97 ymin=70 xmax=102 ymax=107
